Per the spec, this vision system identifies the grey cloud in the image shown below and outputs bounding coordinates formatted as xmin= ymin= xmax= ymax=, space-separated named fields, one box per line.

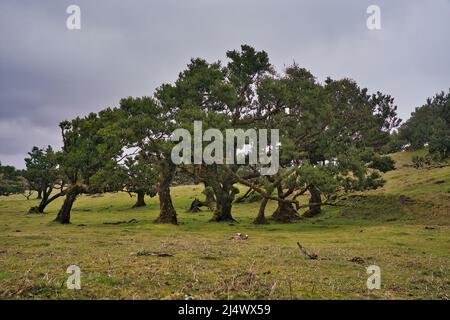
xmin=1 ymin=0 xmax=449 ymax=168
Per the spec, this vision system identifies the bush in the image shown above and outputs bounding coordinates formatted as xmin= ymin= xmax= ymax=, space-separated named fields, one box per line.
xmin=369 ymin=156 xmax=396 ymax=173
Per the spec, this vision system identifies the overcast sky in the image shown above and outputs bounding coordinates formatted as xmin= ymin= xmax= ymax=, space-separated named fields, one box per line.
xmin=1 ymin=0 xmax=449 ymax=168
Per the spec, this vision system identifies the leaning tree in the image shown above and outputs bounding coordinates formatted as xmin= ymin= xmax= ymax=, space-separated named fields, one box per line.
xmin=54 ymin=109 xmax=125 ymax=224
xmin=23 ymin=146 xmax=63 ymax=213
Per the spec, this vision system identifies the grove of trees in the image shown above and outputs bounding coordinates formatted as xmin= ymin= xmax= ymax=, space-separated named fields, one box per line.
xmin=1 ymin=45 xmax=448 ymax=225
xmin=0 ymin=162 xmax=26 ymax=196
xmin=387 ymin=90 xmax=450 ymax=160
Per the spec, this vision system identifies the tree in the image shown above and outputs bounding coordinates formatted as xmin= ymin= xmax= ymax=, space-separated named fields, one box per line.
xmin=226 ymin=67 xmax=399 ymax=222
xmin=380 ymin=131 xmax=406 ymax=154
xmin=0 ymin=162 xmax=26 ymax=196
xmin=155 ymin=45 xmax=273 ymax=222
xmin=23 ymin=146 xmax=62 ymax=213
xmin=54 ymin=109 xmax=124 ymax=224
xmin=295 ymin=77 xmax=400 ymax=218
xmin=44 ymin=44 xmax=401 ymax=225
xmin=89 ymin=154 xmax=157 ymax=209
xmin=117 ymin=97 xmax=179 ymax=224
xmin=399 ymin=90 xmax=450 ymax=160
xmin=152 ymin=46 xmax=399 ymax=223
xmin=123 ymin=156 xmax=157 ymax=208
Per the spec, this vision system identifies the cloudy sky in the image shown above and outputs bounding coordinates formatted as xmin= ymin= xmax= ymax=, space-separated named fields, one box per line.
xmin=1 ymin=0 xmax=449 ymax=168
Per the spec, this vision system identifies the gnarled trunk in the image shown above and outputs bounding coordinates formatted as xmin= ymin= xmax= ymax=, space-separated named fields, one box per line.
xmin=29 ymin=189 xmax=49 ymax=214
xmin=210 ymin=180 xmax=238 ymax=222
xmin=132 ymin=190 xmax=146 ymax=208
xmin=201 ymin=166 xmax=237 ymax=222
xmin=203 ymin=182 xmax=215 ymax=210
xmin=188 ymin=198 xmax=208 ymax=213
xmin=303 ymin=186 xmax=322 ymax=217
xmin=272 ymin=201 xmax=299 ymax=222
xmin=54 ymin=185 xmax=84 ymax=224
xmin=29 ymin=187 xmax=62 ymax=214
xmin=271 ymin=183 xmax=300 ymax=223
xmin=155 ymin=186 xmax=177 ymax=224
xmin=154 ymin=162 xmax=177 ymax=224
xmin=253 ymin=197 xmax=269 ymax=224
xmin=36 ymin=189 xmax=42 ymax=200
xmin=212 ymin=193 xmax=235 ymax=222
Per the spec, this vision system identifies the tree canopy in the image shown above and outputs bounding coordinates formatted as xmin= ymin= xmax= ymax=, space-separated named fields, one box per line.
xmin=1 ymin=45 xmax=410 ymax=225
xmin=0 ymin=162 xmax=25 ymax=196
xmin=397 ymin=90 xmax=450 ymax=160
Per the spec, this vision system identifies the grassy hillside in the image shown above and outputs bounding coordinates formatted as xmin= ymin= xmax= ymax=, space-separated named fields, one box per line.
xmin=0 ymin=151 xmax=449 ymax=299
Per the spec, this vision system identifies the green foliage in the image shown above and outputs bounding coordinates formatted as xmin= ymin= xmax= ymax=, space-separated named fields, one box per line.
xmin=294 ymin=164 xmax=334 ymax=194
xmin=122 ymin=156 xmax=157 ymax=197
xmin=89 ymin=161 xmax=127 ymax=193
xmin=20 ymin=45 xmax=450 ymax=224
xmin=399 ymin=90 xmax=450 ymax=159
xmin=380 ymin=131 xmax=405 ymax=154
xmin=369 ymin=156 xmax=396 ymax=173
xmin=0 ymin=162 xmax=26 ymax=196
xmin=263 ymin=71 xmax=400 ymax=204
xmin=58 ymin=109 xmax=125 ymax=186
xmin=23 ymin=146 xmax=59 ymax=194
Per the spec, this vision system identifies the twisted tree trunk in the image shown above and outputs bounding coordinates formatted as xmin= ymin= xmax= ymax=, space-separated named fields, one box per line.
xmin=303 ymin=186 xmax=322 ymax=217
xmin=54 ymin=185 xmax=84 ymax=224
xmin=154 ymin=162 xmax=177 ymax=224
xmin=212 ymin=192 xmax=235 ymax=222
xmin=155 ymin=186 xmax=177 ymax=224
xmin=253 ymin=197 xmax=269 ymax=224
xmin=203 ymin=182 xmax=215 ymax=210
xmin=132 ymin=190 xmax=146 ymax=208
xmin=210 ymin=178 xmax=239 ymax=222
xmin=271 ymin=182 xmax=300 ymax=222
xmin=272 ymin=201 xmax=299 ymax=222
xmin=29 ymin=187 xmax=65 ymax=214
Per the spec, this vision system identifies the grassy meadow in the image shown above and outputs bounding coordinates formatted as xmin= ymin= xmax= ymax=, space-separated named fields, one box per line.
xmin=0 ymin=151 xmax=449 ymax=299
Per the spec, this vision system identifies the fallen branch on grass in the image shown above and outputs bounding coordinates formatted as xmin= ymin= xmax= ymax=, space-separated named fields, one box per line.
xmin=349 ymin=256 xmax=365 ymax=264
xmin=103 ymin=219 xmax=138 ymax=225
xmin=132 ymin=250 xmax=174 ymax=257
xmin=296 ymin=242 xmax=318 ymax=260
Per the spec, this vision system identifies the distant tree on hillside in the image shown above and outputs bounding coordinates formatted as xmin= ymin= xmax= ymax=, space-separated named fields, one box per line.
xmin=398 ymin=90 xmax=450 ymax=160
xmin=0 ymin=162 xmax=26 ymax=196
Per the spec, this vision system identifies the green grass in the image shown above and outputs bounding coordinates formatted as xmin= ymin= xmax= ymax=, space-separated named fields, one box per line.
xmin=0 ymin=151 xmax=449 ymax=299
